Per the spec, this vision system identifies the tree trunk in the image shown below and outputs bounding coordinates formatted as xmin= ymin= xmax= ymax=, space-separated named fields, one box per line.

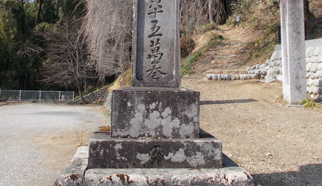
xmin=76 ymin=81 xmax=84 ymax=104
xmin=209 ymin=0 xmax=214 ymax=24
xmin=35 ymin=0 xmax=43 ymax=26
xmin=303 ymin=0 xmax=309 ymax=20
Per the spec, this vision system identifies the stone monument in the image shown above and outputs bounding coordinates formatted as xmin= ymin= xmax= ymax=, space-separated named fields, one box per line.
xmin=55 ymin=0 xmax=255 ymax=185
xmin=280 ymin=0 xmax=307 ymax=105
xmin=87 ymin=0 xmax=222 ymax=170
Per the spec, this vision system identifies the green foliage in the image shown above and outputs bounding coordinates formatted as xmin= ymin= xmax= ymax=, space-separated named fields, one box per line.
xmin=181 ymin=50 xmax=202 ymax=76
xmin=0 ymin=0 xmax=44 ymax=90
xmin=0 ymin=0 xmax=90 ymax=92
xmin=301 ymin=98 xmax=318 ymax=108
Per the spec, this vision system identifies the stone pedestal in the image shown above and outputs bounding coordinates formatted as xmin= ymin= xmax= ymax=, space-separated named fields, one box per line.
xmin=55 ymin=131 xmax=255 ymax=186
xmin=88 ymin=87 xmax=223 ymax=170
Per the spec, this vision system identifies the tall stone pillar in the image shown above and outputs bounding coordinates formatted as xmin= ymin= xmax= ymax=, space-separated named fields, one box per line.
xmin=280 ymin=0 xmax=307 ymax=105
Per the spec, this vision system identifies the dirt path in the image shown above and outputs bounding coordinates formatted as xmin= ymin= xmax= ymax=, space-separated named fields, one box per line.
xmin=183 ymin=73 xmax=322 ymax=185
xmin=191 ymin=25 xmax=258 ymax=75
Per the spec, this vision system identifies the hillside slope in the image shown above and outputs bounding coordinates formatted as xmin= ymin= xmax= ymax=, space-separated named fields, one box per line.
xmin=189 ymin=24 xmax=273 ymax=76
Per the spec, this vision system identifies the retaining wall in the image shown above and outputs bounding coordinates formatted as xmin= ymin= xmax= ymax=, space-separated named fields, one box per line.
xmin=75 ymin=87 xmax=108 ymax=104
xmin=248 ymin=38 xmax=322 ymax=101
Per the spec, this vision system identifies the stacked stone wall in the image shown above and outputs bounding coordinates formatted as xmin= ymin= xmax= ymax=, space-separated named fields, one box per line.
xmin=306 ymin=46 xmax=322 ymax=100
xmin=247 ymin=38 xmax=322 ymax=101
xmin=74 ymin=87 xmax=108 ymax=104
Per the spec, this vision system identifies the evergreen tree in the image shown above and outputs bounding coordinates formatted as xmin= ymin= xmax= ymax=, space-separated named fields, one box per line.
xmin=0 ymin=0 xmax=43 ymax=90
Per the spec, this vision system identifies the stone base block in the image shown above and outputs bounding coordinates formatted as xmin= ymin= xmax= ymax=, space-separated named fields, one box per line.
xmin=111 ymin=87 xmax=200 ymax=139
xmin=56 ymin=147 xmax=254 ymax=186
xmin=56 ymin=130 xmax=255 ymax=186
xmin=87 ymin=132 xmax=222 ymax=169
xmin=85 ymin=167 xmax=254 ymax=186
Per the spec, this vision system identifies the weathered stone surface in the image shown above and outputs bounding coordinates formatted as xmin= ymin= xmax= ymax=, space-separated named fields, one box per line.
xmin=311 ymin=56 xmax=319 ymax=63
xmin=306 ymin=47 xmax=314 ymax=57
xmin=308 ymin=79 xmax=313 ymax=87
xmin=111 ymin=87 xmax=200 ymax=139
xmin=236 ymin=74 xmax=240 ymax=80
xmin=313 ymin=79 xmax=320 ymax=87
xmin=88 ymin=132 xmax=222 ymax=169
xmin=231 ymin=74 xmax=236 ymax=80
xmin=240 ymin=74 xmax=250 ymax=80
xmin=212 ymin=74 xmax=218 ymax=80
xmin=270 ymin=51 xmax=279 ymax=61
xmin=57 ymin=133 xmax=255 ymax=186
xmin=225 ymin=74 xmax=231 ymax=80
xmin=85 ymin=166 xmax=255 ymax=186
xmin=309 ymin=87 xmax=313 ymax=94
xmin=218 ymin=74 xmax=222 ymax=80
xmin=312 ymin=87 xmax=319 ymax=95
xmin=276 ymin=75 xmax=283 ymax=81
xmin=317 ymin=71 xmax=322 ymax=78
xmin=259 ymin=64 xmax=267 ymax=69
xmin=307 ymin=62 xmax=312 ymax=72
xmin=319 ymin=55 xmax=322 ymax=63
xmin=276 ymin=60 xmax=282 ymax=67
xmin=314 ymin=46 xmax=321 ymax=56
xmin=54 ymin=146 xmax=88 ymax=186
xmin=310 ymin=73 xmax=317 ymax=79
xmin=280 ymin=0 xmax=307 ymax=104
xmin=310 ymin=63 xmax=318 ymax=73
xmin=74 ymin=87 xmax=107 ymax=104
xmin=206 ymin=74 xmax=212 ymax=80
xmin=132 ymin=0 xmax=180 ymax=87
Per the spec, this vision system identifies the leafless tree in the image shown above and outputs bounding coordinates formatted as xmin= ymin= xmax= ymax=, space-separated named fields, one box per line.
xmin=81 ymin=0 xmax=226 ymax=81
xmin=82 ymin=0 xmax=133 ymax=83
xmin=180 ymin=0 xmax=225 ymax=34
xmin=41 ymin=24 xmax=93 ymax=103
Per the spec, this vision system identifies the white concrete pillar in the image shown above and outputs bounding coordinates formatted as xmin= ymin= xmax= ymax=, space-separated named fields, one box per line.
xmin=280 ymin=0 xmax=307 ymax=105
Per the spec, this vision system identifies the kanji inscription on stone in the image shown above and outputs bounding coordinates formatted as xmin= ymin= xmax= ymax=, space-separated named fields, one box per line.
xmin=132 ymin=0 xmax=180 ymax=87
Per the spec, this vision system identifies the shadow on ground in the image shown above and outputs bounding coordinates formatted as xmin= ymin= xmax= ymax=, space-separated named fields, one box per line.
xmin=200 ymin=99 xmax=257 ymax=105
xmin=252 ymin=164 xmax=322 ymax=186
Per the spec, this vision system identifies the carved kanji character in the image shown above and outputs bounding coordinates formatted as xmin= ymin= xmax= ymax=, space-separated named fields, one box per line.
xmin=148 ymin=0 xmax=163 ymax=18
xmin=148 ymin=20 xmax=162 ymax=38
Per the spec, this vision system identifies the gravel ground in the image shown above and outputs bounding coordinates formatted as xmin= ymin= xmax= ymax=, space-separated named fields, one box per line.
xmin=182 ymin=75 xmax=322 ymax=186
xmin=0 ymin=103 xmax=109 ymax=186
xmin=1 ymin=76 xmax=322 ymax=186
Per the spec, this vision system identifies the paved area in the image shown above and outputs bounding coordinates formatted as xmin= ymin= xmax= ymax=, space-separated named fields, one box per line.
xmin=0 ymin=103 xmax=109 ymax=186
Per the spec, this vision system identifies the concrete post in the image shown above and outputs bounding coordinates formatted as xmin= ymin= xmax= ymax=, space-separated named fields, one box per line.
xmin=19 ymin=90 xmax=22 ymax=101
xmin=280 ymin=0 xmax=307 ymax=105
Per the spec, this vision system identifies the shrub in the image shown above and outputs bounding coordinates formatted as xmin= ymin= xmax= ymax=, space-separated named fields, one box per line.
xmin=180 ymin=37 xmax=196 ymax=58
xmin=301 ymin=98 xmax=317 ymax=108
